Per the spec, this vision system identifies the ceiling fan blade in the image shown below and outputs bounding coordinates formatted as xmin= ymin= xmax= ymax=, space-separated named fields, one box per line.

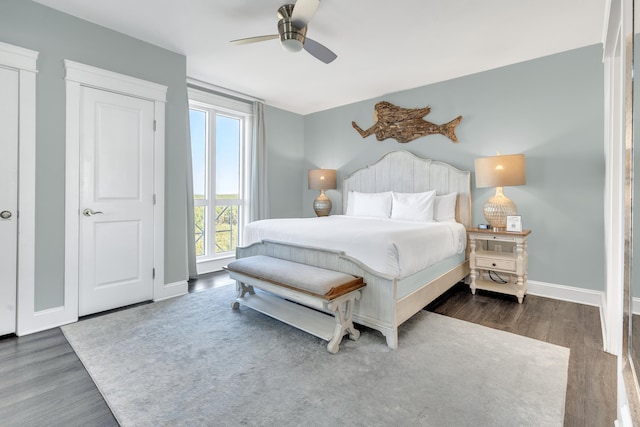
xmin=291 ymin=0 xmax=320 ymax=27
xmin=230 ymin=35 xmax=279 ymax=45
xmin=304 ymin=37 xmax=337 ymax=64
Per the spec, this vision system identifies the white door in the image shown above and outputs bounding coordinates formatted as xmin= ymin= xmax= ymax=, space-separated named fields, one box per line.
xmin=0 ymin=66 xmax=18 ymax=334
xmin=79 ymin=87 xmax=155 ymax=316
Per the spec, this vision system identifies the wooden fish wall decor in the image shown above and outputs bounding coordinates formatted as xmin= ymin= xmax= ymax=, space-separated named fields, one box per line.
xmin=352 ymin=101 xmax=462 ymax=143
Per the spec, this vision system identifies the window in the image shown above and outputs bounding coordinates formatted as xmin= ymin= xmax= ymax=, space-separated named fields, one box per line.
xmin=189 ymin=88 xmax=252 ymax=271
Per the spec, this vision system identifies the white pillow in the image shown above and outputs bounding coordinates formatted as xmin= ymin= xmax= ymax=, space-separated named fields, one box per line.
xmin=391 ymin=191 xmax=437 ymax=222
xmin=348 ymin=191 xmax=392 ymax=218
xmin=345 ymin=191 xmax=355 ymax=216
xmin=434 ymin=192 xmax=458 ymax=222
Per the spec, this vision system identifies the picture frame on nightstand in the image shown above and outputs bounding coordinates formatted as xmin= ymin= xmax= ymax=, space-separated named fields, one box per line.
xmin=506 ymin=215 xmax=522 ymax=232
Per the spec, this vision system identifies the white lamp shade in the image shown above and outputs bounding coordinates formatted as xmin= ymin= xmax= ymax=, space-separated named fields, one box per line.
xmin=474 ymin=154 xmax=526 ymax=188
xmin=308 ymin=169 xmax=337 ymax=191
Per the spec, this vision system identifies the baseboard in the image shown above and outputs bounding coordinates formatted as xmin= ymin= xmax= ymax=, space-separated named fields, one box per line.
xmin=527 ymin=280 xmax=604 ymax=308
xmin=16 ymin=305 xmax=77 ymax=336
xmin=16 ymin=280 xmax=188 ymax=336
xmin=153 ymin=280 xmax=188 ymax=302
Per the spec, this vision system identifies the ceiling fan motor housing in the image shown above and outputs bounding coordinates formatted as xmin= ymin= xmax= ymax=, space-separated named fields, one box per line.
xmin=277 ymin=4 xmax=306 ymax=52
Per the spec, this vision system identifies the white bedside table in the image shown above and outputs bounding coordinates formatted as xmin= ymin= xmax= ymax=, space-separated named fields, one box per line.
xmin=467 ymin=228 xmax=531 ymax=303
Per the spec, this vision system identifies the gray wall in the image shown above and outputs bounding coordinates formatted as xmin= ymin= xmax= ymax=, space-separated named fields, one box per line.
xmin=0 ymin=0 xmax=607 ymax=307
xmin=0 ymin=0 xmax=189 ymax=310
xmin=265 ymin=106 xmax=305 ymax=218
xmin=303 ymin=45 xmax=605 ymax=292
xmin=0 ymin=0 xmax=306 ymax=312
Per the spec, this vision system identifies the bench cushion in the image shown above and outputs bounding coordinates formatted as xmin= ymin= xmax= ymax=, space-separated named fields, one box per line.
xmin=225 ymin=255 xmax=364 ymax=300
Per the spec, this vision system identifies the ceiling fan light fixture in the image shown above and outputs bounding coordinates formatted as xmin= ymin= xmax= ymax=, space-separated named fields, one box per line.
xmin=281 ymin=38 xmax=304 ymax=52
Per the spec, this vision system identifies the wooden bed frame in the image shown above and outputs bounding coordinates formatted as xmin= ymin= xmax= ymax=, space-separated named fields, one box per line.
xmin=236 ymin=150 xmax=471 ymax=348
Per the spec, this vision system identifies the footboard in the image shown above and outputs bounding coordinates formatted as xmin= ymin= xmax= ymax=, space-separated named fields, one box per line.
xmin=236 ymin=240 xmax=467 ymax=349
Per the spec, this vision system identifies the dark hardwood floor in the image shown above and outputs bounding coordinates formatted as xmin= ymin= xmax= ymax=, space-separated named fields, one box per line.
xmin=187 ymin=270 xmax=235 ymax=293
xmin=0 ymin=327 xmax=118 ymax=426
xmin=0 ymin=273 xmax=616 ymax=426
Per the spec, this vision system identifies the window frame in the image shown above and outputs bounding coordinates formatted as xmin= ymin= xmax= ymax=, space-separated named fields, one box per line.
xmin=188 ymin=88 xmax=252 ymax=274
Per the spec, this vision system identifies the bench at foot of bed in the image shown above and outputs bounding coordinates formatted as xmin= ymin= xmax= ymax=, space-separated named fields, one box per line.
xmin=224 ymin=255 xmax=365 ymax=354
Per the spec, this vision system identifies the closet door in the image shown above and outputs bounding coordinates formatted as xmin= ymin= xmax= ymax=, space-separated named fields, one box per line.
xmin=0 ymin=66 xmax=19 ymax=335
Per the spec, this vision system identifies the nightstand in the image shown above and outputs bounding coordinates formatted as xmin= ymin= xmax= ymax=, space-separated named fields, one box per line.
xmin=467 ymin=228 xmax=531 ymax=303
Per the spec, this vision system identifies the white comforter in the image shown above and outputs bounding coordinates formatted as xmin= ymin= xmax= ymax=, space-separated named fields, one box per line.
xmin=242 ymin=215 xmax=466 ymax=279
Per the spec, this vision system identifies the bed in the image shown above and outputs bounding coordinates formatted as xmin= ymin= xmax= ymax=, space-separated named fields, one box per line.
xmin=235 ymin=150 xmax=471 ymax=348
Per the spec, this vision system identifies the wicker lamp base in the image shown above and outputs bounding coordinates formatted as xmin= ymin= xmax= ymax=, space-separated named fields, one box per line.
xmin=483 ymin=187 xmax=517 ymax=229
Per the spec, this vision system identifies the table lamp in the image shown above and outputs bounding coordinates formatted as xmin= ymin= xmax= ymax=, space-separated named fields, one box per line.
xmin=308 ymin=169 xmax=336 ymax=217
xmin=474 ymin=153 xmax=526 ymax=230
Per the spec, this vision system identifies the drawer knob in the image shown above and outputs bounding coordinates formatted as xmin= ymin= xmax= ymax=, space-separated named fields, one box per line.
xmin=492 ymin=263 xmax=497 ymax=267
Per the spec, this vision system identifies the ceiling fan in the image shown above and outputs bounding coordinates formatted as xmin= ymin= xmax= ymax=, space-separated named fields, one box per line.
xmin=230 ymin=0 xmax=337 ymax=64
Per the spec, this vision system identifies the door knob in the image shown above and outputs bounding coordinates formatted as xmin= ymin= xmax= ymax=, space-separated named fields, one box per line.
xmin=0 ymin=210 xmax=12 ymax=219
xmin=82 ymin=208 xmax=104 ymax=217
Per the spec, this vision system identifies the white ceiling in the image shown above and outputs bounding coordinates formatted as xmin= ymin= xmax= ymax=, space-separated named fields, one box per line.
xmin=33 ymin=0 xmax=606 ymax=115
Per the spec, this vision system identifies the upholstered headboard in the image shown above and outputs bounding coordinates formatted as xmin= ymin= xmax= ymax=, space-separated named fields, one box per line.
xmin=342 ymin=150 xmax=472 ymax=229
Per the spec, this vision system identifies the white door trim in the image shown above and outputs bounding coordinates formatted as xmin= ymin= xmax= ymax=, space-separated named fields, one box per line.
xmin=602 ymin=0 xmax=639 ymax=424
xmin=65 ymin=61 xmax=168 ymax=101
xmin=0 ymin=42 xmax=39 ymax=336
xmin=0 ymin=41 xmax=38 ymax=72
xmin=57 ymin=61 xmax=177 ymax=331
xmin=602 ymin=0 xmax=624 ymax=357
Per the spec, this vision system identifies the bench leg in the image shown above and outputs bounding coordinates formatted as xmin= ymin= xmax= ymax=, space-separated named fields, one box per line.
xmin=326 ymin=292 xmax=361 ymax=354
xmin=231 ymin=281 xmax=255 ymax=310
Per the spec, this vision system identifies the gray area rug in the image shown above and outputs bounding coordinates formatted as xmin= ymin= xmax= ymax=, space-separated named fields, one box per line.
xmin=62 ymin=285 xmax=569 ymax=426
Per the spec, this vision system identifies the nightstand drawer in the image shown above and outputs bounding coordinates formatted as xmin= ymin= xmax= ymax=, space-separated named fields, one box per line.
xmin=475 ymin=257 xmax=516 ymax=272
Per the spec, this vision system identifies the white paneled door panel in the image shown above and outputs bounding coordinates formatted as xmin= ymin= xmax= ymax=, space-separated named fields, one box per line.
xmin=79 ymin=87 xmax=154 ymax=316
xmin=0 ymin=66 xmax=19 ymax=335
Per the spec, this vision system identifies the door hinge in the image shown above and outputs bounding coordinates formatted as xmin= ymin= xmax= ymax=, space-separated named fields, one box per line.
xmin=153 ymin=194 xmax=156 ymax=205
xmin=153 ymin=268 xmax=156 ymax=279
xmin=153 ymin=120 xmax=157 ymax=131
